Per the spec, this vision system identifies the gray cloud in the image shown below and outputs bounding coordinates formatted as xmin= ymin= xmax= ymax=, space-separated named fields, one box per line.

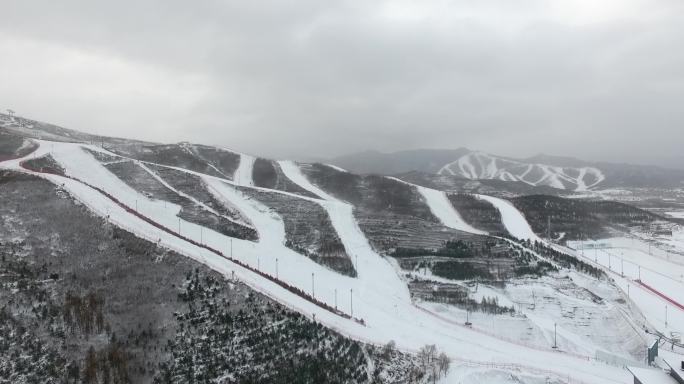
xmin=1 ymin=0 xmax=683 ymax=166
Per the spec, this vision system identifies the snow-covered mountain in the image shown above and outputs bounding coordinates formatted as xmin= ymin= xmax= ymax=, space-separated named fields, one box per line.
xmin=330 ymin=149 xmax=684 ymax=191
xmin=2 ymin=113 xmax=684 ymax=383
xmin=437 ymin=151 xmax=605 ymax=191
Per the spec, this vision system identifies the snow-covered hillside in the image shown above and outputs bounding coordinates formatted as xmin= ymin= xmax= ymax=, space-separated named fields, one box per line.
xmin=3 ymin=117 xmax=683 ymax=383
xmin=438 ymin=152 xmax=605 ymax=191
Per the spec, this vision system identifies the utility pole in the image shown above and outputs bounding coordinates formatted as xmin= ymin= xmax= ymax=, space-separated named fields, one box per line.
xmin=465 ymin=307 xmax=472 ymax=326
xmin=638 ymin=266 xmax=641 ymax=281
xmin=200 ymin=227 xmax=203 ymax=244
xmin=335 ymin=288 xmax=337 ymax=309
xmin=350 ymin=288 xmax=354 ymax=317
xmin=230 ymin=238 xmax=233 ymax=258
xmin=553 ymin=323 xmax=558 ymax=349
xmin=178 ymin=218 xmax=181 ymax=235
xmin=311 ymin=273 xmax=315 ymax=298
xmin=665 ymin=305 xmax=668 ymax=327
xmin=276 ymin=258 xmax=279 ymax=279
xmin=547 ymin=216 xmax=551 ymax=241
xmin=257 ymin=256 xmax=260 ymax=271
xmin=621 ymin=259 xmax=624 ymax=277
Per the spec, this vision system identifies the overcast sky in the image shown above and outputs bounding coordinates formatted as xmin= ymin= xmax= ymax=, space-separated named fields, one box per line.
xmin=1 ymin=1 xmax=683 ymax=164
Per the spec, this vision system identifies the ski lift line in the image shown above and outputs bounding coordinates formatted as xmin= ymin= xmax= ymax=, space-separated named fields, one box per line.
xmin=573 ymin=244 xmax=684 ymax=324
xmin=593 ymin=247 xmax=684 ymax=284
xmin=637 ymin=280 xmax=684 ymax=312
xmin=413 ymin=304 xmax=602 ymax=363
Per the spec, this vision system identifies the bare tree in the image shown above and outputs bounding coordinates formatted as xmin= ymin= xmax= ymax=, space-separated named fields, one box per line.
xmin=438 ymin=352 xmax=451 ymax=377
xmin=418 ymin=344 xmax=438 ymax=371
xmin=382 ymin=340 xmax=396 ymax=360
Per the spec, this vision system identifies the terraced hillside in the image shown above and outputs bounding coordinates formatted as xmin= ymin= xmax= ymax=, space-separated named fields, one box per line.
xmin=239 ymin=187 xmax=355 ymax=276
xmin=87 ymin=153 xmax=258 ymax=241
xmin=299 ymin=163 xmax=484 ymax=252
xmin=252 ymin=158 xmax=319 ymax=198
xmin=106 ymin=142 xmax=238 ymax=179
xmin=511 ymin=195 xmax=668 ymax=241
xmin=447 ymin=194 xmax=507 ymax=235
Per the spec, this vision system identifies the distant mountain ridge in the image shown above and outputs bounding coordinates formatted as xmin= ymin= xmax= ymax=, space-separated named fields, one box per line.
xmin=330 ymin=149 xmax=684 ymax=191
xmin=3 ymin=112 xmax=683 ymax=191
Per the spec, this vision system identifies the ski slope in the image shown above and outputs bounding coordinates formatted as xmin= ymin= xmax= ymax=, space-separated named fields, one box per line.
xmin=0 ymin=141 xmax=634 ymax=384
xmin=233 ymin=153 xmax=255 ymax=186
xmin=477 ymin=194 xmax=541 ymax=242
xmin=387 ymin=177 xmax=487 ymax=235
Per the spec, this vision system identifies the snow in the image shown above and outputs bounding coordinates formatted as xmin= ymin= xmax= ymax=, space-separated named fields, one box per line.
xmin=0 ymin=140 xmax=636 ymax=384
xmin=627 ymin=366 xmax=677 ymax=384
xmin=476 ymin=194 xmax=541 ymax=242
xmin=387 ymin=177 xmax=487 ymax=235
xmin=437 ymin=152 xmax=605 ymax=191
xmin=666 ymin=211 xmax=684 ymax=219
xmin=566 ymin=238 xmax=684 ymax=338
xmin=277 ymin=160 xmax=336 ymax=201
xmin=233 ymin=153 xmax=255 ymax=186
xmin=324 ymin=163 xmax=348 ymax=173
